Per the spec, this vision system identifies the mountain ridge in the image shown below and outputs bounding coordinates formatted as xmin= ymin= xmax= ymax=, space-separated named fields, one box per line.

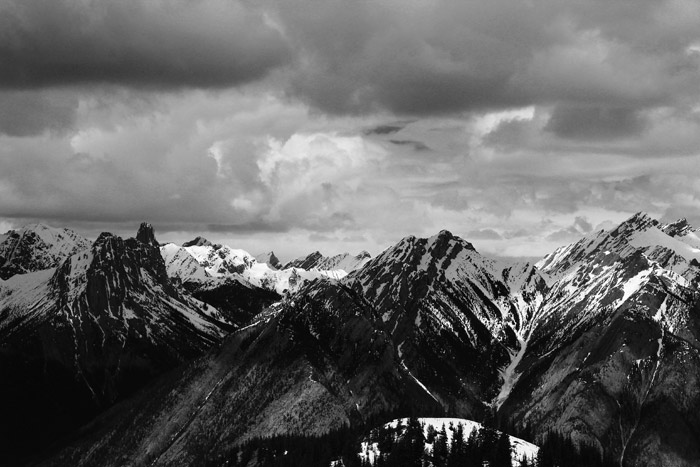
xmin=2 ymin=212 xmax=700 ymax=466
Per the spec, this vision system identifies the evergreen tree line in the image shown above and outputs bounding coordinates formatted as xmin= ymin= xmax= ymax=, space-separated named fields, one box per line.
xmin=362 ymin=417 xmax=524 ymax=467
xmin=535 ymin=431 xmax=617 ymax=467
xmin=201 ymin=416 xmax=618 ymax=467
xmin=203 ymin=424 xmax=364 ymax=467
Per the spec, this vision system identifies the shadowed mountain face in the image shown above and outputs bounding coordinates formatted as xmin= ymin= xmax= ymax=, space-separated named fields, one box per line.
xmin=4 ymin=213 xmax=700 ymax=466
xmin=0 ymin=224 xmax=226 ymax=464
xmin=36 ymin=279 xmax=443 ymax=467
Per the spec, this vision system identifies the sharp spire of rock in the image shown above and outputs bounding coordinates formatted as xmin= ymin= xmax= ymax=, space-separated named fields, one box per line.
xmin=136 ymin=222 xmax=159 ymax=247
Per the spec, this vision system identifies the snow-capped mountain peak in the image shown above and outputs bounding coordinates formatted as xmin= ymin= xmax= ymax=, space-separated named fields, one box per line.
xmin=0 ymin=223 xmax=91 ymax=279
xmin=282 ymin=250 xmax=371 ymax=272
xmin=536 ymin=211 xmax=700 ymax=281
xmin=660 ymin=217 xmax=695 ymax=237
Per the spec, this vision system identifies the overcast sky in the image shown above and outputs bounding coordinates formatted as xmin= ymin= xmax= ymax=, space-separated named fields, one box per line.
xmin=1 ymin=0 xmax=699 ymax=261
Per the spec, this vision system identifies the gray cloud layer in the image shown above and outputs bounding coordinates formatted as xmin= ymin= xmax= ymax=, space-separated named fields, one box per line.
xmin=2 ymin=0 xmax=697 ymax=120
xmin=273 ymin=0 xmax=700 ymax=119
xmin=0 ymin=0 xmax=289 ymax=89
xmin=0 ymin=92 xmax=77 ymax=136
xmin=0 ymin=0 xmax=699 ymax=258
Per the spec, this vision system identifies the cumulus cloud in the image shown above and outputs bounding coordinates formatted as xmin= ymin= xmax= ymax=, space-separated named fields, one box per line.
xmin=255 ymin=132 xmax=388 ymax=231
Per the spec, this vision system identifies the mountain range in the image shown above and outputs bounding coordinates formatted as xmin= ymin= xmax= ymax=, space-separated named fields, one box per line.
xmin=1 ymin=213 xmax=699 ymax=466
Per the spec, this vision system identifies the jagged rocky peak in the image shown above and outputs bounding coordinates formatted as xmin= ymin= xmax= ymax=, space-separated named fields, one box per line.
xmin=661 ymin=217 xmax=696 ymax=237
xmin=94 ymin=231 xmax=114 ymax=243
xmin=255 ymin=251 xmax=282 ymax=269
xmin=135 ymin=222 xmax=159 ymax=246
xmin=432 ymin=228 xmax=476 ymax=252
xmin=284 ymin=251 xmax=324 ymax=270
xmin=537 ymin=212 xmax=665 ymax=276
xmin=183 ymin=236 xmax=213 ymax=247
xmin=352 ymin=229 xmax=492 ymax=297
xmin=0 ymin=223 xmax=91 ymax=279
xmin=611 ymin=211 xmax=658 ymax=236
xmin=54 ymin=228 xmax=173 ymax=297
xmin=383 ymin=229 xmax=475 ymax=264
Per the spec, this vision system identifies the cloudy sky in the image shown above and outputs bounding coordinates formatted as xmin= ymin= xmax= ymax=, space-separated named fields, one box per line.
xmin=1 ymin=0 xmax=699 ymax=261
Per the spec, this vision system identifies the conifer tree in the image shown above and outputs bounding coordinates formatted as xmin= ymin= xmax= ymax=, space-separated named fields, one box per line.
xmin=432 ymin=424 xmax=449 ymax=467
xmin=493 ymin=431 xmax=512 ymax=467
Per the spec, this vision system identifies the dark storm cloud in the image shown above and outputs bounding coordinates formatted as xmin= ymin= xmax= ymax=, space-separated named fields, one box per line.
xmin=545 ymin=105 xmax=647 ymax=141
xmin=0 ymin=92 xmax=77 ymax=136
xmin=0 ymin=0 xmax=290 ymax=89
xmin=3 ymin=0 xmax=698 ymax=119
xmin=268 ymin=0 xmax=700 ymax=116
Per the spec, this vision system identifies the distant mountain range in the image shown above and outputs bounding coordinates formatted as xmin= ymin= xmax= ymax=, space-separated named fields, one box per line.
xmin=1 ymin=213 xmax=699 ymax=466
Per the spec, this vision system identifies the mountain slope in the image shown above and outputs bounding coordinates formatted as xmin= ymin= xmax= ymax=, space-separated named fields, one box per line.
xmin=346 ymin=230 xmax=548 ymax=416
xmin=502 ymin=213 xmax=700 ymax=466
xmin=38 ymin=278 xmax=443 ymax=466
